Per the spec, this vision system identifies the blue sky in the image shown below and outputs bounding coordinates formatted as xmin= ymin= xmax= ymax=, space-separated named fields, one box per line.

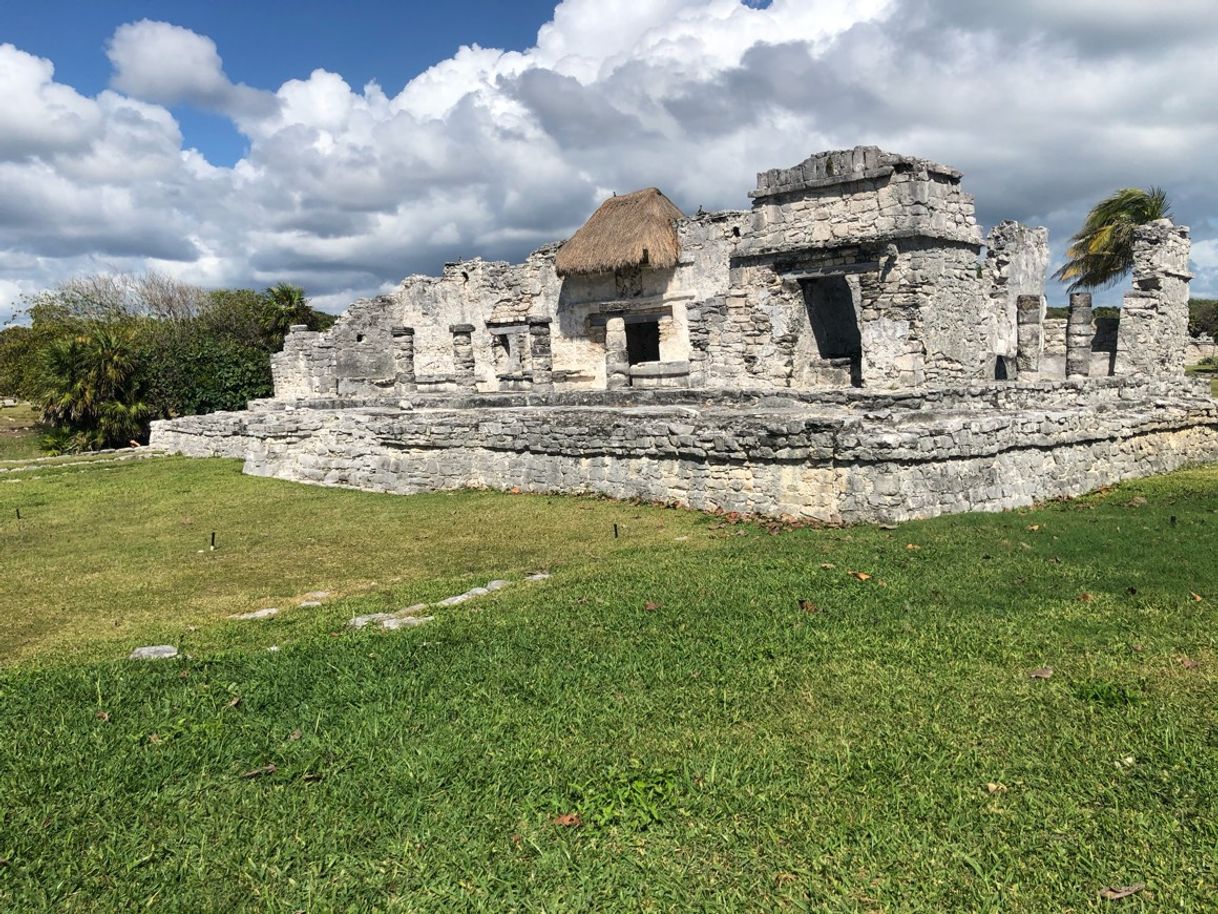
xmin=0 ymin=0 xmax=1215 ymax=319
xmin=2 ymin=0 xmax=559 ymax=165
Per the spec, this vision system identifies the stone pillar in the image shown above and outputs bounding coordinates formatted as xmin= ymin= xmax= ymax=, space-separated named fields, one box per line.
xmin=391 ymin=326 xmax=416 ymax=392
xmin=450 ymin=323 xmax=477 ymax=392
xmin=528 ymin=317 xmax=553 ymax=390
xmin=1015 ymin=294 xmax=1043 ymax=380
xmin=604 ymin=313 xmax=630 ymax=390
xmin=1065 ymin=293 xmax=1092 ymax=379
xmin=1114 ymin=220 xmax=1192 ymax=379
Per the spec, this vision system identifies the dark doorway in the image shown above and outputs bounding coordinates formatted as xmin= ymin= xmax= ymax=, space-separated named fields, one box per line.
xmin=994 ymin=355 xmax=1010 ymax=380
xmin=803 ymin=275 xmax=861 ymax=360
xmin=626 ymin=320 xmax=661 ymax=365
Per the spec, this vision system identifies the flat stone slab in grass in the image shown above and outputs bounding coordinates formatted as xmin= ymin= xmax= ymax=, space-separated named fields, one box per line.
xmin=381 ymin=615 xmax=434 ymax=630
xmin=438 ymin=580 xmax=514 ymax=606
xmin=298 ymin=601 xmax=322 ymax=608
xmin=230 ymin=607 xmax=280 ymax=621
xmin=304 ymin=591 xmax=331 ymax=600
xmin=526 ymin=572 xmax=551 ymax=581
xmin=129 ymin=645 xmax=178 ymax=660
xmin=348 ymin=612 xmax=398 ymax=629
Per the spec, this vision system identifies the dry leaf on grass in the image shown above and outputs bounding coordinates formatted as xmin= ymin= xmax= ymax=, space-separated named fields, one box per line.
xmin=225 ymin=695 xmax=241 ymax=709
xmin=1179 ymin=657 xmax=1200 ymax=670
xmin=797 ymin=599 xmax=819 ymax=614
xmin=820 ymin=562 xmax=836 ymax=569
xmin=551 ymin=812 xmax=582 ymax=827
xmin=95 ymin=710 xmax=110 ymax=722
xmin=1078 ymin=593 xmax=1095 ymax=603
xmin=985 ymin=782 xmax=1007 ymax=794
xmin=1098 ymin=883 xmax=1144 ymax=901
xmin=1029 ymin=667 xmax=1054 ymax=680
xmin=1189 ymin=592 xmax=1203 ymax=602
xmin=848 ymin=571 xmax=872 ymax=582
xmin=643 ymin=601 xmax=661 ymax=612
xmin=1026 ymin=524 xmax=1041 ymax=532
xmin=288 ymin=728 xmax=302 ymax=741
xmin=905 ymin=543 xmax=921 ymax=551
xmin=240 ymin=763 xmax=277 ymax=779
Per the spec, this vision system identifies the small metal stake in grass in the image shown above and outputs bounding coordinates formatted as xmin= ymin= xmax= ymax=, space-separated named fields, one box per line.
xmin=15 ymin=508 xmax=20 ymax=521
xmin=613 ymin=523 xmax=619 ymax=539
xmin=210 ymin=531 xmax=216 ymax=551
xmin=1170 ymin=515 xmax=1177 ymax=527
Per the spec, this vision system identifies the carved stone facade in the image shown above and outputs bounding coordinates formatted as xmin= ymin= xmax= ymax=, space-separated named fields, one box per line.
xmin=153 ymin=146 xmax=1212 ymax=524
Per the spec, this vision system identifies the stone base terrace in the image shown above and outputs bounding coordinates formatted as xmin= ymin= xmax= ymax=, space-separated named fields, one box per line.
xmin=151 ymin=377 xmax=1218 ymax=525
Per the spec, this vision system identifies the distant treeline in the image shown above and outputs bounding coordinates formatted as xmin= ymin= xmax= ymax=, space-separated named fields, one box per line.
xmin=1043 ymin=300 xmax=1218 ymax=340
xmin=0 ymin=274 xmax=335 ymax=454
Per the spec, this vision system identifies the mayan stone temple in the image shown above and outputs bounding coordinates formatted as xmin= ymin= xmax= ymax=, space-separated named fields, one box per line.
xmin=152 ymin=146 xmax=1218 ymax=523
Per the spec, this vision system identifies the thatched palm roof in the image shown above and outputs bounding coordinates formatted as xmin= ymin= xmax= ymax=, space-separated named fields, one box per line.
xmin=555 ymin=188 xmax=685 ymax=277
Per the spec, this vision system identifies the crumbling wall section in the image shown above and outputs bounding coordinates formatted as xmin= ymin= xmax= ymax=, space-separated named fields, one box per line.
xmin=272 ymin=328 xmax=337 ymax=398
xmin=985 ymin=221 xmax=1048 ymax=365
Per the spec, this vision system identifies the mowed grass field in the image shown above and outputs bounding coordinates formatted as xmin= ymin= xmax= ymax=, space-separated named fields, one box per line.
xmin=0 ymin=402 xmax=42 ymax=461
xmin=1 ymin=457 xmax=1217 ymax=912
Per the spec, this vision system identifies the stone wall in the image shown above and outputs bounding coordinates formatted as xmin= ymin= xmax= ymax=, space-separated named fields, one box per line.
xmin=152 ymin=377 xmax=1218 ymax=525
xmin=269 ymin=146 xmax=1057 ymax=399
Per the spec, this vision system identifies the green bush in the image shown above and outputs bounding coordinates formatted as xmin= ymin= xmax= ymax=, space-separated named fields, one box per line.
xmin=1189 ymin=298 xmax=1218 ymax=341
xmin=5 ymin=274 xmax=335 ymax=453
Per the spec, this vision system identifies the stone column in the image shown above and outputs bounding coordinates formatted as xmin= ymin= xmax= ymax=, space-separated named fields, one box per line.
xmin=450 ymin=323 xmax=477 ymax=392
xmin=604 ymin=313 xmax=630 ymax=390
xmin=528 ymin=317 xmax=553 ymax=390
xmin=1065 ymin=293 xmax=1092 ymax=379
xmin=1015 ymin=294 xmax=1043 ymax=380
xmin=390 ymin=326 xmax=416 ymax=392
xmin=1114 ymin=220 xmax=1192 ymax=379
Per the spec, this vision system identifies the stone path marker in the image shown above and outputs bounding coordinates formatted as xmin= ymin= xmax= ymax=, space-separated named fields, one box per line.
xmin=129 ymin=645 xmax=178 ymax=660
xmin=230 ymin=607 xmax=280 ymax=621
xmin=381 ymin=614 xmax=435 ymax=630
xmin=299 ymin=601 xmax=322 ymax=608
xmin=347 ymin=612 xmax=398 ymax=629
xmin=348 ymin=574 xmax=551 ymax=631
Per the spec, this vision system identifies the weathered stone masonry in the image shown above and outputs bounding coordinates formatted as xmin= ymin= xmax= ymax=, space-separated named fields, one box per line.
xmin=153 ymin=146 xmax=1215 ymax=524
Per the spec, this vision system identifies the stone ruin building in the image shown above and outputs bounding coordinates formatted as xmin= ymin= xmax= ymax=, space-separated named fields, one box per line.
xmin=152 ymin=146 xmax=1218 ymax=524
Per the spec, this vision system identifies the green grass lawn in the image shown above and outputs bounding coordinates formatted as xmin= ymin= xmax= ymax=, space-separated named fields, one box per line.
xmin=1185 ymin=361 xmax=1218 ymax=398
xmin=0 ymin=402 xmax=42 ymax=461
xmin=2 ymin=458 xmax=1217 ymax=912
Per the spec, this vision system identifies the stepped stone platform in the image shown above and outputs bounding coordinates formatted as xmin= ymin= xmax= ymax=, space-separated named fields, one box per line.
xmin=151 ymin=378 xmax=1218 ymax=525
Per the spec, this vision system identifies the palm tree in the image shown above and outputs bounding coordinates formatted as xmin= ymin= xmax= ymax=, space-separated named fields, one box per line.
xmin=38 ymin=324 xmax=149 ymax=452
xmin=1054 ymin=187 xmax=1172 ymax=290
xmin=260 ymin=282 xmax=311 ymax=348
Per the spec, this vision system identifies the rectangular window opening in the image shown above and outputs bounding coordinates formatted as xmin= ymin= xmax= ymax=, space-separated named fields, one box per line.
xmin=625 ymin=320 xmax=661 ymax=365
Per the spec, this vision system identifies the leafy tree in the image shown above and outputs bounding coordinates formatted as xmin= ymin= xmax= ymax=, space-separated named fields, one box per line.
xmin=0 ymin=326 xmax=41 ymax=398
xmin=1053 ymin=187 xmax=1172 ymax=290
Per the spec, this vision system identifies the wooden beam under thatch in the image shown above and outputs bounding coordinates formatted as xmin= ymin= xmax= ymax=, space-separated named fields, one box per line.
xmin=555 ymin=188 xmax=685 ymax=278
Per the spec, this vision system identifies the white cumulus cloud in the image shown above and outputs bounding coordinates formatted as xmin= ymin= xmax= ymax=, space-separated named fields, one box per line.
xmin=1 ymin=0 xmax=1216 ymax=326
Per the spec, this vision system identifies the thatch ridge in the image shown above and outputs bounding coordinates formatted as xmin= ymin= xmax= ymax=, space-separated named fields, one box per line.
xmin=555 ymin=188 xmax=685 ymax=277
